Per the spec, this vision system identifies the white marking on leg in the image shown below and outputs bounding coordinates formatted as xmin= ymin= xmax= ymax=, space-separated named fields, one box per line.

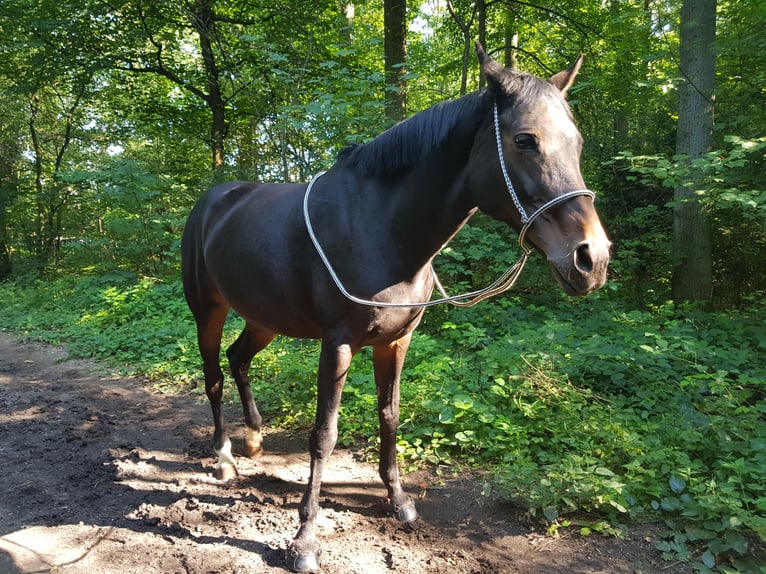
xmin=215 ymin=437 xmax=237 ymax=472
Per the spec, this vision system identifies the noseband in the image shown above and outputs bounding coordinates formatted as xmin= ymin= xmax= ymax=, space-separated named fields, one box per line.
xmin=491 ymin=102 xmax=595 ymax=253
xmin=303 ymin=102 xmax=595 ymax=308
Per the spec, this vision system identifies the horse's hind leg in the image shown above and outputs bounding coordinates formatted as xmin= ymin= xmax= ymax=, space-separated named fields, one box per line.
xmin=374 ymin=333 xmax=417 ymax=522
xmin=226 ymin=325 xmax=276 ymax=458
xmin=192 ymin=300 xmax=237 ymax=480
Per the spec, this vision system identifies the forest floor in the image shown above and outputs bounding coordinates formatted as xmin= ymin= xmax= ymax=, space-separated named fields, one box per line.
xmin=0 ymin=330 xmax=690 ymax=574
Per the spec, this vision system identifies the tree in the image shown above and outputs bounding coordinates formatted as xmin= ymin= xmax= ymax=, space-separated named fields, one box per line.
xmin=672 ymin=0 xmax=717 ymax=302
xmin=0 ymin=0 xmax=102 ymax=272
xmin=105 ymin=0 xmax=235 ymax=177
xmin=445 ymin=0 xmax=476 ymax=94
xmin=0 ymin=102 xmax=22 ymax=279
xmin=384 ymin=0 xmax=407 ymax=122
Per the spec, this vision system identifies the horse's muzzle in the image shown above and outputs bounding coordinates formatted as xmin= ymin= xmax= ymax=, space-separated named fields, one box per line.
xmin=549 ymin=239 xmax=610 ymax=296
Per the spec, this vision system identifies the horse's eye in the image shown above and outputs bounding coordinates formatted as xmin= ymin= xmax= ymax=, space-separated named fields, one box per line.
xmin=513 ymin=134 xmax=538 ymax=151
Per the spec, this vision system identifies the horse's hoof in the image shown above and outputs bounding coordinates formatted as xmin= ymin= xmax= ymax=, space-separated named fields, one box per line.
xmin=245 ymin=428 xmax=263 ymax=458
xmin=245 ymin=444 xmax=264 ymax=458
xmin=286 ymin=545 xmax=321 ymax=572
xmin=213 ymin=462 xmax=238 ymax=481
xmin=384 ymin=497 xmax=418 ymax=522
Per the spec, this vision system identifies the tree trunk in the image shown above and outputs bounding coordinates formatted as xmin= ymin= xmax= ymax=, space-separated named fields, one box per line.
xmin=190 ymin=0 xmax=226 ymax=177
xmin=0 ymin=183 xmax=13 ymax=280
xmin=504 ymin=30 xmax=518 ymax=70
xmin=0 ymin=118 xmax=17 ymax=279
xmin=477 ymin=0 xmax=486 ymax=88
xmin=384 ymin=0 xmax=407 ymax=122
xmin=672 ymin=0 xmax=717 ymax=302
xmin=446 ymin=0 xmax=472 ymax=95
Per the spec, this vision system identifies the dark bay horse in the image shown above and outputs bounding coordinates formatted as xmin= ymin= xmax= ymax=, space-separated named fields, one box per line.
xmin=181 ymin=45 xmax=610 ymax=572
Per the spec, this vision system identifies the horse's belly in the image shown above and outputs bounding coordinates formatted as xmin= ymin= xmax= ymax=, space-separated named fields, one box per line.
xmin=210 ymin=261 xmax=324 ymax=339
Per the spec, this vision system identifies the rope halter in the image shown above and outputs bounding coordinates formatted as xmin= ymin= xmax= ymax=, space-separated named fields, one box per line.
xmin=303 ymin=101 xmax=595 ymax=308
xmin=491 ymin=102 xmax=595 ymax=254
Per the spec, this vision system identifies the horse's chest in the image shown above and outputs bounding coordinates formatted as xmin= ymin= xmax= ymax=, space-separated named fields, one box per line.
xmin=361 ymin=307 xmax=425 ymax=346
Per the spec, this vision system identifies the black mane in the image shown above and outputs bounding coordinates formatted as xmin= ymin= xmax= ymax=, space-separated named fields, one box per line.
xmin=342 ymin=90 xmax=492 ymax=177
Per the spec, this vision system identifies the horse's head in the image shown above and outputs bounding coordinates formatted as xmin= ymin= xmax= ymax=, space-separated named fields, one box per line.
xmin=469 ymin=45 xmax=610 ymax=296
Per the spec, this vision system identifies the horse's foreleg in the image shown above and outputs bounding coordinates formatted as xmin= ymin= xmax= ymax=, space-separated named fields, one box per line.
xmin=288 ymin=340 xmax=354 ymax=573
xmin=226 ymin=325 xmax=276 ymax=458
xmin=373 ymin=333 xmax=417 ymax=522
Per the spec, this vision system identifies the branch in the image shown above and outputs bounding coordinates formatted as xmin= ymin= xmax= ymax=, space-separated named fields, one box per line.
xmin=490 ymin=0 xmax=600 ymax=42
xmin=446 ymin=0 xmax=476 ymax=33
xmin=117 ymin=62 xmax=210 ymax=102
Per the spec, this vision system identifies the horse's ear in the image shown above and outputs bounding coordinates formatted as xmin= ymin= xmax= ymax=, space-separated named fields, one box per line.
xmin=476 ymin=41 xmax=508 ymax=92
xmin=550 ymin=54 xmax=584 ymax=96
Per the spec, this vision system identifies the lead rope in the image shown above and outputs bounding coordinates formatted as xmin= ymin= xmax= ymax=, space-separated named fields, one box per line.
xmin=303 ymin=102 xmax=595 ymax=308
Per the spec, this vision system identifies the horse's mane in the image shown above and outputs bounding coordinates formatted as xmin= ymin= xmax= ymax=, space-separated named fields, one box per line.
xmin=340 ymin=71 xmax=560 ymax=178
xmin=341 ymin=90 xmax=491 ymax=177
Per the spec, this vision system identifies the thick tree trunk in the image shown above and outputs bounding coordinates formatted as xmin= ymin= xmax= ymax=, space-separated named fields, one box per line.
xmin=0 ymin=186 xmax=13 ymax=279
xmin=477 ymin=0 xmax=486 ymax=88
xmin=384 ymin=0 xmax=407 ymax=122
xmin=672 ymin=0 xmax=716 ymax=302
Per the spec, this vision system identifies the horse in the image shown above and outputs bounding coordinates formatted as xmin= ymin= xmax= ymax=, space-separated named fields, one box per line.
xmin=181 ymin=44 xmax=610 ymax=572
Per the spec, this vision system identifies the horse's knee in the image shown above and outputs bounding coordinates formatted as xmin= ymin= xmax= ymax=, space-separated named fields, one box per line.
xmin=309 ymin=426 xmax=338 ymax=461
xmin=203 ymin=370 xmax=224 ymax=399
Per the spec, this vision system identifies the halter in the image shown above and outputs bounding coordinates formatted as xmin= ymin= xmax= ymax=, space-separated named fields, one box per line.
xmin=492 ymin=103 xmax=595 ymax=253
xmin=303 ymin=101 xmax=595 ymax=308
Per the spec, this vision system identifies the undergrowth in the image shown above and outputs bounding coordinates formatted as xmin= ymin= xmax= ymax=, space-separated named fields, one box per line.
xmin=0 ymin=273 xmax=764 ymax=573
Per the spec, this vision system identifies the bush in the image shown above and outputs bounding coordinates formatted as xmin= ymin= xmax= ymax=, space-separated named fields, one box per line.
xmin=1 ymin=275 xmax=763 ymax=572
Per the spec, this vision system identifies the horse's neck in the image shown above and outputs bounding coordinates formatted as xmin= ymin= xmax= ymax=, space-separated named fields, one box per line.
xmin=375 ymin=143 xmax=480 ymax=269
xmin=337 ymin=92 xmax=492 ymax=272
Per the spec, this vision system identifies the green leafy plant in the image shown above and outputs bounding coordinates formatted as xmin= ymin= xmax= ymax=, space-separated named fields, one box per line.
xmin=1 ymin=275 xmax=764 ymax=572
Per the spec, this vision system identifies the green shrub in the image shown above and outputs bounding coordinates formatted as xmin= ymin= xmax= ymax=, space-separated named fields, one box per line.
xmin=1 ymin=275 xmax=763 ymax=572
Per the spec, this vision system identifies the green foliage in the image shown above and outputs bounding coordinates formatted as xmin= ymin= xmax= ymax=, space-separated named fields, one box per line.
xmin=1 ymin=276 xmax=763 ymax=572
xmin=607 ymin=136 xmax=766 ymax=305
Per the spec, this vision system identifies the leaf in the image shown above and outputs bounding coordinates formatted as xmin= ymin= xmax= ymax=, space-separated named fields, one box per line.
xmin=438 ymin=408 xmax=454 ymax=424
xmin=726 ymin=516 xmax=743 ymax=528
xmin=453 ymin=394 xmax=474 ymax=409
xmin=478 ymin=412 xmax=495 ymax=423
xmin=701 ymin=550 xmax=716 ymax=569
xmin=723 ymin=532 xmax=749 ymax=555
xmin=669 ymin=475 xmax=686 ymax=493
xmin=609 ymin=499 xmax=628 ymax=513
xmin=543 ymin=507 xmax=558 ymax=522
xmin=455 ymin=431 xmax=473 ymax=443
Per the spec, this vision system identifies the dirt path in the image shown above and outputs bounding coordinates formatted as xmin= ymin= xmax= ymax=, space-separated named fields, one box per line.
xmin=0 ymin=331 xmax=684 ymax=574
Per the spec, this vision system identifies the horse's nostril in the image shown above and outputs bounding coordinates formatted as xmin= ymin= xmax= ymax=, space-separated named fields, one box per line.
xmin=575 ymin=243 xmax=593 ymax=273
